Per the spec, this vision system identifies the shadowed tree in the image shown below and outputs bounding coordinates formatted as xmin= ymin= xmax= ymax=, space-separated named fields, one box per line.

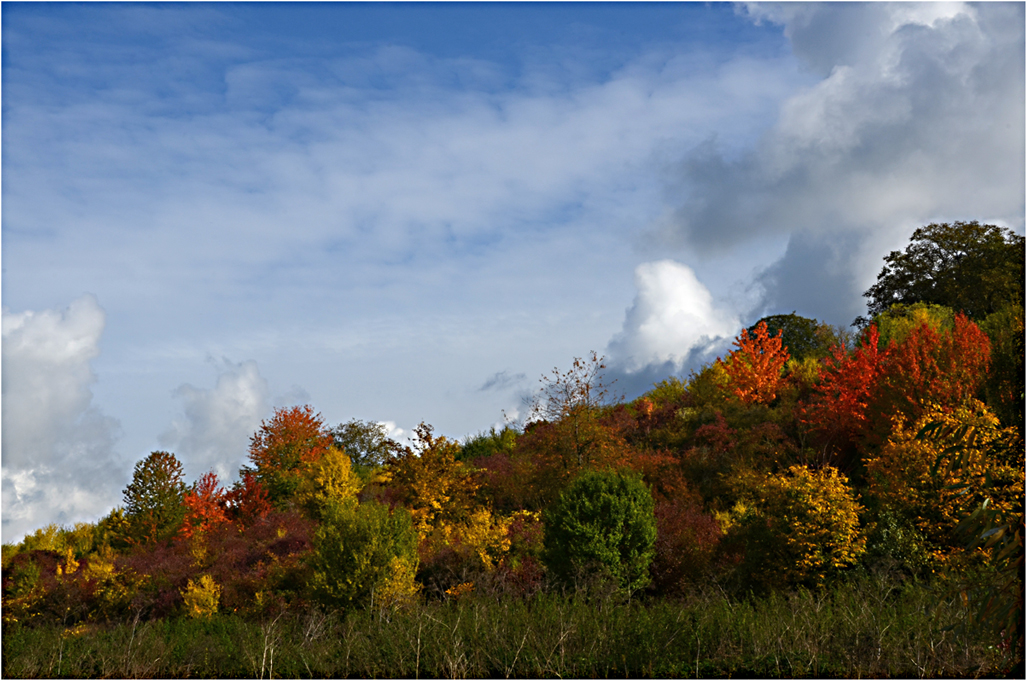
xmin=331 ymin=418 xmax=404 ymax=468
xmin=747 ymin=312 xmax=840 ymax=362
xmin=122 ymin=451 xmax=187 ymax=545
xmin=862 ymin=221 xmax=1024 ymax=322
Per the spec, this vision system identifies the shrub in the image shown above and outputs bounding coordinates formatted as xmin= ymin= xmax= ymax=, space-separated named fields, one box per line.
xmin=650 ymin=497 xmax=722 ymax=594
xmin=543 ymin=468 xmax=656 ymax=593
xmin=182 ymin=575 xmax=221 ymax=619
xmin=308 ymin=500 xmax=419 ymax=610
xmin=729 ymin=465 xmax=866 ymax=590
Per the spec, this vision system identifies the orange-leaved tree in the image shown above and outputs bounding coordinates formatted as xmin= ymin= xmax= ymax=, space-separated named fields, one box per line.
xmin=717 ymin=321 xmax=790 ymax=405
xmin=244 ymin=405 xmax=333 ymax=505
xmin=180 ymin=471 xmax=228 ymax=539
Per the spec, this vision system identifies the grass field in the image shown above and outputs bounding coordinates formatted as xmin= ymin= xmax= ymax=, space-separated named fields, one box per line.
xmin=2 ymin=573 xmax=1015 ymax=678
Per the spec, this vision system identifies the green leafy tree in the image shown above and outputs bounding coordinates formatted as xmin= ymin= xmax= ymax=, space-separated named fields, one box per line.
xmin=543 ymin=468 xmax=656 ymax=593
xmin=459 ymin=425 xmax=519 ymax=462
xmin=331 ymin=418 xmax=404 ymax=468
xmin=873 ymin=302 xmax=955 ymax=348
xmin=862 ymin=221 xmax=1024 ymax=321
xmin=746 ymin=312 xmax=840 ymax=362
xmin=308 ymin=500 xmax=420 ymax=610
xmin=979 ymin=302 xmax=1025 ymax=432
xmin=122 ymin=451 xmax=187 ymax=545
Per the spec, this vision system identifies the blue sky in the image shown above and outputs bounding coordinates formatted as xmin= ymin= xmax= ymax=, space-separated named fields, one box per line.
xmin=3 ymin=2 xmax=1023 ymax=540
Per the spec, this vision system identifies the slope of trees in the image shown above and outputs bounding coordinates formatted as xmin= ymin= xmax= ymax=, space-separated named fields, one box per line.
xmin=3 ymin=221 xmax=1023 ymax=676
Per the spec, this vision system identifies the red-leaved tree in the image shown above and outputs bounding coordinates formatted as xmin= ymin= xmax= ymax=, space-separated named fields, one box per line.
xmin=877 ymin=313 xmax=991 ymax=423
xmin=224 ymin=471 xmax=273 ymax=526
xmin=801 ymin=315 xmax=992 ymax=467
xmin=799 ymin=326 xmax=885 ymax=468
xmin=180 ymin=471 xmax=228 ymax=539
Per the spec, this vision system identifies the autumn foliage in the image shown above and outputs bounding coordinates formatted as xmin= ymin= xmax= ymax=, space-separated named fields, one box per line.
xmin=246 ymin=405 xmax=333 ymax=503
xmin=3 ymin=222 xmax=1022 ymax=675
xmin=717 ymin=321 xmax=790 ymax=404
xmin=180 ymin=471 xmax=228 ymax=539
xmin=799 ymin=325 xmax=885 ymax=466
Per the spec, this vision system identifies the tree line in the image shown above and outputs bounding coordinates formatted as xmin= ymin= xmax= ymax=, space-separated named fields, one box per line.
xmin=3 ymin=221 xmax=1023 ymax=672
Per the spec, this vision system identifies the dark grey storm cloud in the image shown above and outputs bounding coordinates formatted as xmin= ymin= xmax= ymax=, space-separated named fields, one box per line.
xmin=479 ymin=370 xmax=528 ymax=392
xmin=660 ymin=3 xmax=1024 ymax=324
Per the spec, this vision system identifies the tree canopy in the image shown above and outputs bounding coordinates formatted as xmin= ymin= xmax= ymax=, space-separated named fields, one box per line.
xmin=746 ymin=313 xmax=840 ymax=362
xmin=862 ymin=221 xmax=1024 ymax=321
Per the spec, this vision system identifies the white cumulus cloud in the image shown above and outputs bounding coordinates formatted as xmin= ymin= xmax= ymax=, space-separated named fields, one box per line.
xmin=159 ymin=359 xmax=270 ymax=482
xmin=607 ymin=260 xmax=740 ymax=374
xmin=2 ymin=295 xmax=124 ymax=541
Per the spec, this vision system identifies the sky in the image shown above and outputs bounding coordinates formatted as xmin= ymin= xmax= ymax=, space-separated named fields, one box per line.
xmin=2 ymin=1 xmax=1023 ymax=541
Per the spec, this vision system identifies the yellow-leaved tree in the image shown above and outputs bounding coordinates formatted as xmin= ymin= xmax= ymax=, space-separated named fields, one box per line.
xmin=386 ymin=423 xmax=480 ymax=538
xmin=294 ymin=446 xmax=362 ymax=519
xmin=864 ymin=399 xmax=1023 ymax=566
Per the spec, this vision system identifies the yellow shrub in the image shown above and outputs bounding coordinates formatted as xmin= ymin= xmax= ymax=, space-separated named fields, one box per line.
xmin=457 ymin=507 xmax=512 ymax=570
xmin=422 ymin=506 xmax=513 ymax=573
xmin=182 ymin=574 xmax=221 ymax=619
xmin=445 ymin=582 xmax=475 ymax=600
xmin=55 ymin=547 xmax=79 ymax=578
xmin=736 ymin=465 xmax=865 ymax=588
xmin=374 ymin=556 xmax=421 ymax=610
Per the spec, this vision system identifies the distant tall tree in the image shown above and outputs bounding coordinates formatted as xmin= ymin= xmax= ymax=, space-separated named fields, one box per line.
xmin=746 ymin=313 xmax=839 ymax=362
xmin=862 ymin=221 xmax=1024 ymax=321
xmin=330 ymin=419 xmax=403 ymax=468
xmin=524 ymin=352 xmax=625 ymax=471
xmin=122 ymin=451 xmax=187 ymax=545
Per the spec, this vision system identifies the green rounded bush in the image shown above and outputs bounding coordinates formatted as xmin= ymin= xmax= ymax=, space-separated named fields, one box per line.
xmin=309 ymin=499 xmax=419 ymax=609
xmin=543 ymin=468 xmax=656 ymax=593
